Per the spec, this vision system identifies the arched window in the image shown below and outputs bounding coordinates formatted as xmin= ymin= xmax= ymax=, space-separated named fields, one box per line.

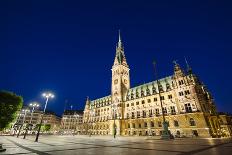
xmin=144 ymin=122 xmax=147 ymax=127
xmin=174 ymin=120 xmax=179 ymax=127
xmin=189 ymin=118 xmax=196 ymax=126
xmin=132 ymin=123 xmax=135 ymax=128
xmin=151 ymin=121 xmax=154 ymax=127
xmin=128 ymin=123 xmax=130 ymax=128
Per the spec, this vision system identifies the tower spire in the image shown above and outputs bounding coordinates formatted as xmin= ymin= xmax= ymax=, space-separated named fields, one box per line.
xmin=118 ymin=29 xmax=122 ymax=48
xmin=113 ymin=30 xmax=128 ymax=67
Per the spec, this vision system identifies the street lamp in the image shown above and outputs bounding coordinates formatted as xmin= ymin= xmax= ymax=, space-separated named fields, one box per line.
xmin=111 ymin=103 xmax=117 ymax=138
xmin=153 ymin=61 xmax=171 ymax=140
xmin=35 ymin=92 xmax=54 ymax=142
xmin=23 ymin=102 xmax=39 ymax=139
xmin=17 ymin=109 xmax=30 ymax=138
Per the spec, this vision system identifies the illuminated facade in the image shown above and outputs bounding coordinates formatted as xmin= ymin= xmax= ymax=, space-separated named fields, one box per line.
xmin=82 ymin=33 xmax=231 ymax=138
xmin=61 ymin=110 xmax=83 ymax=134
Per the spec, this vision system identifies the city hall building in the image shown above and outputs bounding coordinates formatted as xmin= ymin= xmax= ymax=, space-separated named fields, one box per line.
xmin=82 ymin=33 xmax=231 ymax=138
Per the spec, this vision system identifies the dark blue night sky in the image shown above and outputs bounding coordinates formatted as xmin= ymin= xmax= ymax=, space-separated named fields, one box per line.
xmin=0 ymin=0 xmax=232 ymax=116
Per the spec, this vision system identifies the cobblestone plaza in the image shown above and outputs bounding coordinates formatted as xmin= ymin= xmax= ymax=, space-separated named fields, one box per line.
xmin=0 ymin=135 xmax=232 ymax=155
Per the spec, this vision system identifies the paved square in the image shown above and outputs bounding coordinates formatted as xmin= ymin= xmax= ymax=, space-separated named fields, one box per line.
xmin=0 ymin=135 xmax=232 ymax=155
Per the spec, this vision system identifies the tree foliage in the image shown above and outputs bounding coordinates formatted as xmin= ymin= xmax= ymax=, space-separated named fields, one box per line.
xmin=0 ymin=91 xmax=23 ymax=130
xmin=42 ymin=124 xmax=51 ymax=132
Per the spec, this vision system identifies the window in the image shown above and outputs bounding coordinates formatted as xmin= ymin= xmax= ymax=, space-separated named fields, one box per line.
xmin=131 ymin=103 xmax=134 ymax=106
xmin=151 ymin=121 xmax=154 ymax=127
xmin=142 ymin=100 xmax=145 ymax=104
xmin=160 ymin=96 xmax=165 ymax=100
xmin=137 ymin=111 xmax=140 ymax=118
xmin=154 ymin=97 xmax=157 ymax=102
xmin=127 ymin=113 xmax=129 ymax=119
xmin=168 ymin=95 xmax=172 ymax=99
xmin=170 ymin=106 xmax=176 ymax=114
xmin=155 ymin=109 xmax=159 ymax=115
xmin=185 ymin=90 xmax=190 ymax=95
xmin=179 ymin=80 xmax=184 ymax=85
xmin=162 ymin=107 xmax=167 ymax=115
xmin=174 ymin=120 xmax=179 ymax=127
xmin=131 ymin=112 xmax=135 ymax=119
xmin=128 ymin=123 xmax=130 ymax=128
xmin=179 ymin=91 xmax=184 ymax=96
xmin=144 ymin=122 xmax=147 ymax=127
xmin=142 ymin=111 xmax=146 ymax=118
xmin=158 ymin=121 xmax=162 ymax=127
xmin=149 ymin=109 xmax=152 ymax=117
xmin=132 ymin=123 xmax=135 ymax=128
xmin=189 ymin=118 xmax=196 ymax=126
xmin=139 ymin=124 xmax=141 ymax=128
xmin=136 ymin=102 xmax=139 ymax=105
xmin=185 ymin=103 xmax=192 ymax=113
xmin=147 ymin=99 xmax=151 ymax=103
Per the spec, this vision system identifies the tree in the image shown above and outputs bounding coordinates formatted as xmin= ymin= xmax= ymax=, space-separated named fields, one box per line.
xmin=41 ymin=124 xmax=51 ymax=132
xmin=0 ymin=91 xmax=23 ymax=131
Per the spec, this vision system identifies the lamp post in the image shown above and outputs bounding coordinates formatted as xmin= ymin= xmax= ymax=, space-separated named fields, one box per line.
xmin=23 ymin=102 xmax=39 ymax=139
xmin=111 ymin=103 xmax=117 ymax=138
xmin=153 ymin=61 xmax=171 ymax=140
xmin=35 ymin=92 xmax=54 ymax=142
xmin=17 ymin=109 xmax=29 ymax=138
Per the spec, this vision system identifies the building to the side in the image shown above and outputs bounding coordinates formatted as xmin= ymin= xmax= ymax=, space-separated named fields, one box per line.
xmin=61 ymin=110 xmax=83 ymax=134
xmin=13 ymin=108 xmax=61 ymax=134
xmin=82 ymin=32 xmax=232 ymax=138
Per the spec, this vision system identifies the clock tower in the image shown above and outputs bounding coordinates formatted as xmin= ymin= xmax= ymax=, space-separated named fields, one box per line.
xmin=111 ymin=31 xmax=130 ymax=135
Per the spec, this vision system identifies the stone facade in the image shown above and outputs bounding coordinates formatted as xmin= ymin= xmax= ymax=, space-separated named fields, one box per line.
xmin=61 ymin=110 xmax=83 ymax=134
xmin=82 ymin=32 xmax=229 ymax=138
xmin=13 ymin=109 xmax=61 ymax=133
